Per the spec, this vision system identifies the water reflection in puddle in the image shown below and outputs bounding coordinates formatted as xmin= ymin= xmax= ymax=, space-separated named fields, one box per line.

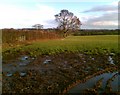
xmin=19 ymin=72 xmax=27 ymax=77
xmin=6 ymin=73 xmax=13 ymax=77
xmin=68 ymin=72 xmax=119 ymax=93
xmin=4 ymin=55 xmax=35 ymax=77
xmin=108 ymin=56 xmax=114 ymax=65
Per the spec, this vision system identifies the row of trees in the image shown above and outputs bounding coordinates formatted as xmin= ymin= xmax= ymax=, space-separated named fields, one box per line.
xmin=32 ymin=9 xmax=82 ymax=37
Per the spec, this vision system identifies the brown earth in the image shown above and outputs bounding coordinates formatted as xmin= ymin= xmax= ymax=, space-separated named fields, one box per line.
xmin=2 ymin=52 xmax=118 ymax=94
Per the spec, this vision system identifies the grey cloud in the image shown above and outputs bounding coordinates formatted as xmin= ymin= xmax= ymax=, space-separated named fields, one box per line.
xmin=82 ymin=12 xmax=118 ymax=29
xmin=87 ymin=12 xmax=117 ymax=22
xmin=82 ymin=5 xmax=117 ymax=13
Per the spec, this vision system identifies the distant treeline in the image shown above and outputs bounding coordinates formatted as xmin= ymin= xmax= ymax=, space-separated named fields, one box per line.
xmin=73 ymin=29 xmax=119 ymax=36
xmin=2 ymin=29 xmax=62 ymax=44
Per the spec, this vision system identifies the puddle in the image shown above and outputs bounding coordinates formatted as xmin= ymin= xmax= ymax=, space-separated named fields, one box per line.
xmin=6 ymin=72 xmax=27 ymax=77
xmin=108 ymin=56 xmax=114 ymax=65
xmin=68 ymin=72 xmax=119 ymax=93
xmin=6 ymin=73 xmax=13 ymax=77
xmin=97 ymin=68 xmax=104 ymax=70
xmin=20 ymin=56 xmax=29 ymax=61
xmin=43 ymin=59 xmax=52 ymax=64
xmin=91 ymin=58 xmax=95 ymax=60
xmin=19 ymin=72 xmax=27 ymax=77
xmin=18 ymin=55 xmax=35 ymax=66
xmin=111 ymin=74 xmax=120 ymax=91
xmin=18 ymin=60 xmax=31 ymax=66
xmin=3 ymin=55 xmax=35 ymax=75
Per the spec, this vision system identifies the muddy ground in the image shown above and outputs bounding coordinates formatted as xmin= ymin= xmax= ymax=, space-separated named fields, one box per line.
xmin=2 ymin=52 xmax=119 ymax=94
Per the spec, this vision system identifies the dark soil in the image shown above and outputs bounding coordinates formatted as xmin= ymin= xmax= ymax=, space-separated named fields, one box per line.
xmin=2 ymin=52 xmax=119 ymax=94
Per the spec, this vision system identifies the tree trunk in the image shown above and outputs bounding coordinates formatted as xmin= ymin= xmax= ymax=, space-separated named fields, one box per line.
xmin=63 ymin=29 xmax=69 ymax=37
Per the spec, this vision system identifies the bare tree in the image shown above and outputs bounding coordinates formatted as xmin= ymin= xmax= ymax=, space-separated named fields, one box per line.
xmin=55 ymin=9 xmax=82 ymax=37
xmin=32 ymin=24 xmax=43 ymax=30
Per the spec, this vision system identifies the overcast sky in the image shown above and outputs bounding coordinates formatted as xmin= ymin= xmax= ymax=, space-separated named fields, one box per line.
xmin=0 ymin=0 xmax=119 ymax=29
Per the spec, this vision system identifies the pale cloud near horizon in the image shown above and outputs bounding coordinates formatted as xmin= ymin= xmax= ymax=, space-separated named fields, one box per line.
xmin=0 ymin=3 xmax=57 ymax=28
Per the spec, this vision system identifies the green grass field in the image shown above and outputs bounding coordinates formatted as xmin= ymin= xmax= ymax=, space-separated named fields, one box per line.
xmin=3 ymin=35 xmax=119 ymax=60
